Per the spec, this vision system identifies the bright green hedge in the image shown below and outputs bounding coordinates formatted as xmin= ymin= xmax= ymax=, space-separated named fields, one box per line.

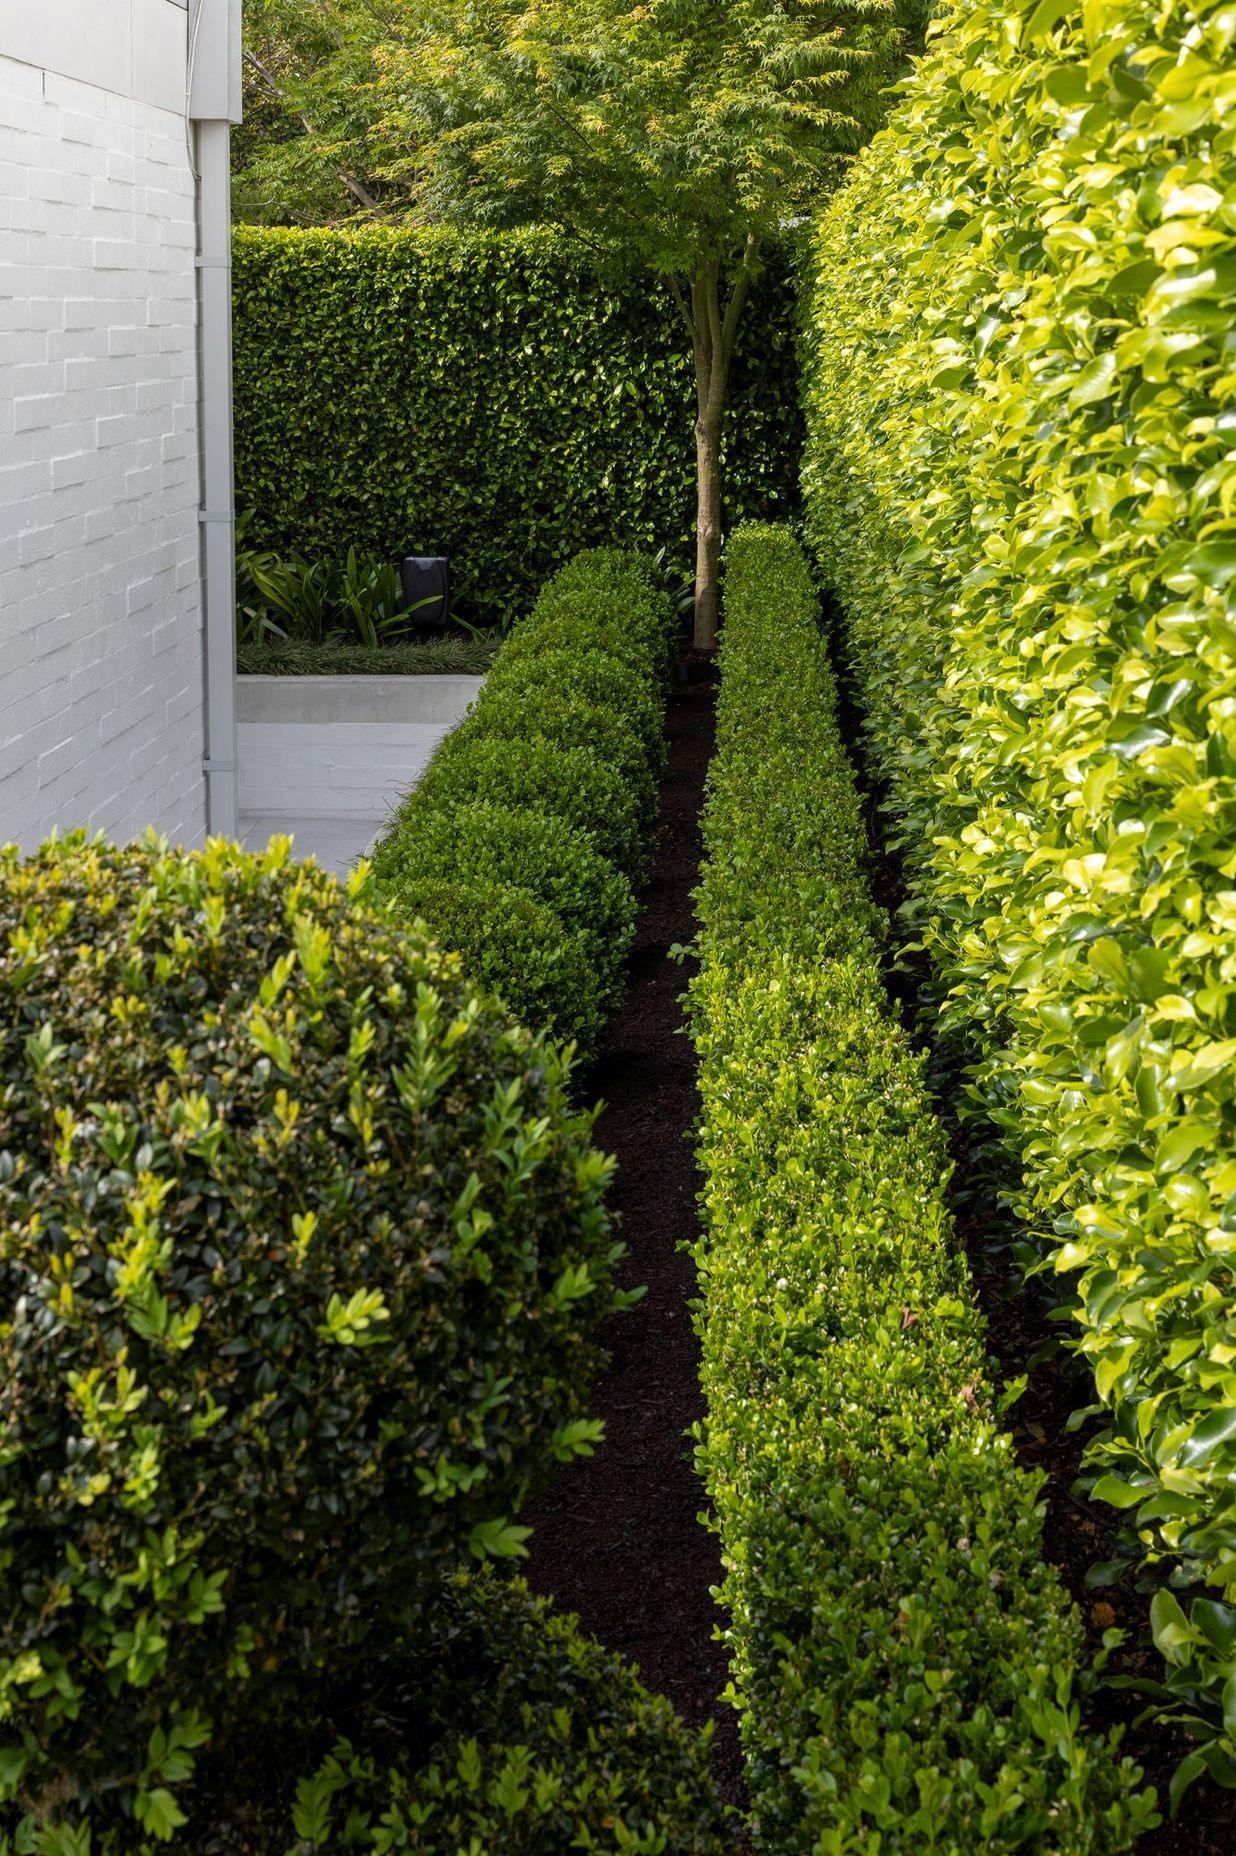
xmin=371 ymin=549 xmax=674 ymax=1054
xmin=232 ymin=227 xmax=801 ymax=625
xmin=689 ymin=526 xmax=1155 ymax=1852
xmin=800 ymin=0 xmax=1236 ymax=1786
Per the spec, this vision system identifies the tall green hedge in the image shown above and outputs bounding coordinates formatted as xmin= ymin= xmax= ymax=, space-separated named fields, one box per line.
xmin=689 ymin=526 xmax=1153 ymax=1852
xmin=232 ymin=227 xmax=801 ymax=625
xmin=801 ymin=0 xmax=1236 ymax=1790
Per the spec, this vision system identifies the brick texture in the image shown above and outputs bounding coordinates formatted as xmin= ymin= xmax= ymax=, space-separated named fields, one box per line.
xmin=0 ymin=54 xmax=207 ymax=849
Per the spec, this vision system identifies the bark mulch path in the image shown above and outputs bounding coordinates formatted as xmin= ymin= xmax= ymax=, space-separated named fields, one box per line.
xmin=523 ymin=664 xmax=747 ymax=1819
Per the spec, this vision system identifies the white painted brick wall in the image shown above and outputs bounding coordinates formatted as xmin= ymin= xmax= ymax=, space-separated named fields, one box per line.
xmin=0 ymin=45 xmax=207 ymax=849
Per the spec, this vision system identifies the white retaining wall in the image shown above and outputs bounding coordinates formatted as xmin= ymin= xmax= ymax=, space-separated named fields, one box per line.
xmin=237 ymin=675 xmax=484 ymax=877
xmin=0 ymin=0 xmax=208 ymax=849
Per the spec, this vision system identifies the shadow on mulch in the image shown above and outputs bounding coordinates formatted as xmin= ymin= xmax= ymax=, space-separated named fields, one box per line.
xmin=522 ymin=661 xmax=749 ymax=1832
xmin=824 ymin=599 xmax=1231 ymax=1854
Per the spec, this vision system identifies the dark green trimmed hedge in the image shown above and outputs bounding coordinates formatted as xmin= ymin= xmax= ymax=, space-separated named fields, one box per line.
xmin=371 ymin=549 xmax=674 ymax=1054
xmin=233 ymin=227 xmax=802 ymax=625
xmin=223 ymin=1576 xmax=731 ymax=1855
xmin=800 ymin=0 xmax=1236 ymax=1784
xmin=376 ymin=800 xmax=636 ymax=996
xmin=235 ymin=635 xmax=499 ymax=677
xmin=688 ymin=526 xmax=1156 ymax=1851
xmin=0 ymin=835 xmax=622 ymax=1847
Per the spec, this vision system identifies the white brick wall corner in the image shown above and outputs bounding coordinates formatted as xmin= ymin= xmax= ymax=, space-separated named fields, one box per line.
xmin=0 ymin=46 xmax=207 ymax=851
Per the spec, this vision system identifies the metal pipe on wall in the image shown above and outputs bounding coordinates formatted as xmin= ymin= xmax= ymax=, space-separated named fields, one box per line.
xmin=189 ymin=0 xmax=242 ymax=837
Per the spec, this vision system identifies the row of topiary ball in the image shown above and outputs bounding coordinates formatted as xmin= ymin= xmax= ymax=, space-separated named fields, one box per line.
xmin=0 ymin=551 xmax=727 ymax=1853
xmin=370 ymin=548 xmax=678 ymax=1057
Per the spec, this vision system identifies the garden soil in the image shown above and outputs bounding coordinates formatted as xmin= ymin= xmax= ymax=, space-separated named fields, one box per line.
xmin=523 ymin=664 xmax=749 ymax=1822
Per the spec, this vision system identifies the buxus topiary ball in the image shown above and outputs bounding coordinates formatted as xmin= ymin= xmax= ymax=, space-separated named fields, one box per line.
xmin=371 ymin=802 xmax=636 ymax=1016
xmin=385 ymin=874 xmax=608 ymax=1054
xmin=461 ymin=691 xmax=660 ymax=823
xmin=484 ymin=647 xmax=666 ymax=771
xmin=416 ymin=734 xmax=647 ymax=882
xmin=185 ymin=1575 xmax=733 ymax=1855
xmin=0 ymin=833 xmax=621 ymax=1845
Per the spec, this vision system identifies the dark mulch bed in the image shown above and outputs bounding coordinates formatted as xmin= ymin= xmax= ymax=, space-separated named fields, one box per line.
xmin=523 ymin=662 xmax=748 ymax=1820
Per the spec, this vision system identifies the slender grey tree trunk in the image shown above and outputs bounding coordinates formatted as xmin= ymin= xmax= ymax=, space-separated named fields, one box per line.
xmin=693 ymin=417 xmax=724 ymax=651
xmin=687 ymin=241 xmax=760 ymax=653
xmin=693 ymin=374 xmax=726 ymax=651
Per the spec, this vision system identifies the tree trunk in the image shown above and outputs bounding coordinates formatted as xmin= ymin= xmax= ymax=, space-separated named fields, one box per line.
xmin=693 ymin=402 xmax=724 ymax=653
xmin=686 ymin=240 xmax=759 ymax=654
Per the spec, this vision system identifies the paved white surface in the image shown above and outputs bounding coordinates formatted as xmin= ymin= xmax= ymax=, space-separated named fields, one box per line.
xmin=237 ymin=676 xmax=483 ymax=877
xmin=239 ymin=810 xmax=386 ymax=877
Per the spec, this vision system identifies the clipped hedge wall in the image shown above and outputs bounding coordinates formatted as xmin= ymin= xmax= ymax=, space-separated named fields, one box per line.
xmin=0 ymin=835 xmax=625 ymax=1847
xmin=801 ymin=0 xmax=1236 ymax=1780
xmin=688 ymin=526 xmax=1155 ymax=1852
xmin=371 ymin=549 xmax=675 ymax=1055
xmin=233 ymin=227 xmax=802 ymax=624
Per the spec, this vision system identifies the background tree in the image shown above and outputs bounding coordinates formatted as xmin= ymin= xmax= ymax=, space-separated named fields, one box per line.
xmin=233 ymin=0 xmax=418 ymax=225
xmin=376 ymin=0 xmax=911 ymax=648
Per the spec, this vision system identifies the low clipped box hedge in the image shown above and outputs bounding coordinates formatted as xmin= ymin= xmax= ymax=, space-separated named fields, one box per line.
xmin=233 ymin=227 xmax=802 ymax=625
xmin=373 ymin=549 xmax=675 ymax=1054
xmin=800 ymin=0 xmax=1236 ymax=1783
xmin=0 ymin=835 xmax=622 ymax=1847
xmin=688 ymin=527 xmax=1155 ymax=1851
xmin=374 ymin=801 xmax=636 ymax=1011
xmin=416 ymin=736 xmax=646 ymax=879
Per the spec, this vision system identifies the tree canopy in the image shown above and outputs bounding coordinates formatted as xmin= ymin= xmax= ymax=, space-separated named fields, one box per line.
xmin=385 ymin=0 xmax=905 ymax=267
xmin=232 ymin=0 xmax=415 ymax=224
xmin=233 ymin=0 xmax=917 ymax=643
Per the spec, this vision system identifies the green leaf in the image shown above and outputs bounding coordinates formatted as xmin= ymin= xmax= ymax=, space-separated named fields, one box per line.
xmin=1169 ymin=1748 xmax=1209 ymax=1817
xmin=1150 ymin=1589 xmax=1193 ymax=1662
xmin=1090 ymin=1474 xmax=1145 ymax=1510
xmin=134 ymin=1788 xmax=188 ymax=1843
xmin=468 ymin=1518 xmax=533 ymax=1561
xmin=0 ymin=1748 xmax=28 ymax=1801
xmin=1023 ymin=0 xmax=1073 ymax=39
xmin=1178 ymin=1406 xmax=1236 ymax=1468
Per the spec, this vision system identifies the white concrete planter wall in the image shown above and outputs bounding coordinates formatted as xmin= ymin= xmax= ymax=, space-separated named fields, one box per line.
xmin=237 ymin=673 xmax=483 ymax=874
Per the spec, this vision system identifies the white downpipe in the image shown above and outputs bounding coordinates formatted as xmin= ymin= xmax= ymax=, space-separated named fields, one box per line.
xmin=196 ymin=118 xmax=237 ymax=836
xmin=189 ymin=0 xmax=242 ymax=838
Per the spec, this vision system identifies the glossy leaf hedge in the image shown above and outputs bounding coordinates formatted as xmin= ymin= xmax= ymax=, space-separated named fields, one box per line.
xmin=233 ymin=226 xmax=801 ymax=626
xmin=0 ymin=836 xmax=621 ymax=1847
xmin=372 ymin=550 xmax=674 ymax=1055
xmin=800 ymin=0 xmax=1236 ymax=1778
xmin=689 ymin=526 xmax=1154 ymax=1851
